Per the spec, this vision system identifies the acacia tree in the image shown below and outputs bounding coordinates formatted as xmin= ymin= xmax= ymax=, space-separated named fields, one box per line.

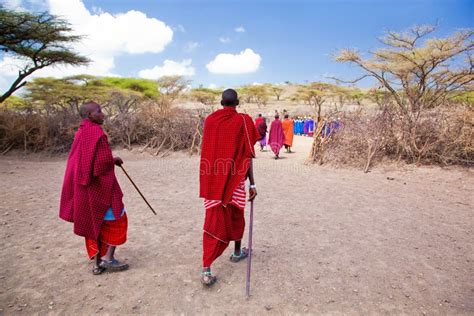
xmin=157 ymin=76 xmax=189 ymax=101
xmin=189 ymin=88 xmax=220 ymax=112
xmin=268 ymin=84 xmax=284 ymax=101
xmin=333 ymin=25 xmax=473 ymax=161
xmin=0 ymin=7 xmax=89 ymax=102
xmin=189 ymin=88 xmax=219 ymax=105
xmin=156 ymin=75 xmax=190 ymax=112
xmin=24 ymin=76 xmax=120 ymax=117
xmin=294 ymin=82 xmax=332 ymax=122
xmin=238 ymin=85 xmax=269 ymax=107
xmin=251 ymin=85 xmax=270 ymax=107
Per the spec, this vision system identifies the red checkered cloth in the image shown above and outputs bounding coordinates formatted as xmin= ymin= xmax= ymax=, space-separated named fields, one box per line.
xmin=59 ymin=119 xmax=124 ymax=240
xmin=199 ymin=106 xmax=260 ymax=206
xmin=85 ymin=213 xmax=128 ymax=259
xmin=202 ymin=204 xmax=245 ymax=267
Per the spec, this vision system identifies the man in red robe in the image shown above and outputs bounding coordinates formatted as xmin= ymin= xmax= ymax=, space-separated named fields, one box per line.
xmin=268 ymin=114 xmax=285 ymax=159
xmin=199 ymin=89 xmax=260 ymax=286
xmin=59 ymin=102 xmax=129 ymax=275
xmin=255 ymin=113 xmax=263 ymax=129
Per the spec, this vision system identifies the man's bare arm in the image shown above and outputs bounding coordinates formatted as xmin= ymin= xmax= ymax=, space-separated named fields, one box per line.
xmin=247 ymin=159 xmax=257 ymax=201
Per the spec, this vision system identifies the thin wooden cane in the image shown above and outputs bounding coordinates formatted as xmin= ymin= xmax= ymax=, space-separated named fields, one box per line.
xmin=119 ymin=165 xmax=157 ymax=215
xmin=246 ymin=200 xmax=254 ymax=298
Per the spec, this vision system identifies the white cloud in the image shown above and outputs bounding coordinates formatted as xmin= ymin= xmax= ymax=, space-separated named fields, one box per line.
xmin=206 ymin=49 xmax=261 ymax=74
xmin=235 ymin=26 xmax=245 ymax=33
xmin=252 ymin=82 xmax=262 ymax=86
xmin=208 ymin=83 xmax=217 ymax=89
xmin=219 ymin=37 xmax=231 ymax=44
xmin=138 ymin=59 xmax=195 ymax=79
xmin=184 ymin=41 xmax=199 ymax=53
xmin=48 ymin=0 xmax=173 ymax=55
xmin=0 ymin=0 xmax=173 ymax=88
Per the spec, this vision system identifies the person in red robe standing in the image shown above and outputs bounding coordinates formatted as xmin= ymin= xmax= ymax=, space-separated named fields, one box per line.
xmin=255 ymin=113 xmax=263 ymax=129
xmin=199 ymin=89 xmax=260 ymax=286
xmin=268 ymin=114 xmax=285 ymax=159
xmin=59 ymin=101 xmax=129 ymax=275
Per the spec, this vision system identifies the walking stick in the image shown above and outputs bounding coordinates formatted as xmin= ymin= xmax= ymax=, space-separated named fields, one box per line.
xmin=119 ymin=165 xmax=157 ymax=215
xmin=246 ymin=200 xmax=254 ymax=299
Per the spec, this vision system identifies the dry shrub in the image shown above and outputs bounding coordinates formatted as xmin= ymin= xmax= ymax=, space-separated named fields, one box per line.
xmin=105 ymin=103 xmax=203 ymax=156
xmin=415 ymin=106 xmax=473 ymax=166
xmin=318 ymin=106 xmax=473 ymax=170
xmin=0 ymin=109 xmax=78 ymax=154
xmin=0 ymin=101 xmax=203 ymax=155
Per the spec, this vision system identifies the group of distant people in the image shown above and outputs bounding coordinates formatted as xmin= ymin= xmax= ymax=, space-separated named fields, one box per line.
xmin=254 ymin=113 xmax=294 ymax=159
xmin=293 ymin=117 xmax=315 ymax=136
xmin=254 ymin=113 xmax=344 ymax=159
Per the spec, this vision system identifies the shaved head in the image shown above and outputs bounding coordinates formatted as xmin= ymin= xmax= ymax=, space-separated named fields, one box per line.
xmin=221 ymin=89 xmax=239 ymax=107
xmin=79 ymin=101 xmax=105 ymax=125
xmin=79 ymin=102 xmax=100 ymax=119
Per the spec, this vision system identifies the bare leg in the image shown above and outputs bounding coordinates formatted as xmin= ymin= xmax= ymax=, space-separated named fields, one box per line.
xmin=230 ymin=240 xmax=249 ymax=262
xmin=101 ymin=245 xmax=116 ymax=261
xmin=94 ymin=253 xmax=101 ymax=269
xmin=234 ymin=240 xmax=241 ymax=255
xmin=92 ymin=239 xmax=105 ymax=275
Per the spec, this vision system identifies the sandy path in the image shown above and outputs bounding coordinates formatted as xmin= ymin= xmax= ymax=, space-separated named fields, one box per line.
xmin=0 ymin=135 xmax=473 ymax=314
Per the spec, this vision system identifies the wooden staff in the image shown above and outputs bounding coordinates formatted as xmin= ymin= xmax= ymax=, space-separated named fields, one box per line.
xmin=119 ymin=165 xmax=157 ymax=215
xmin=246 ymin=200 xmax=254 ymax=298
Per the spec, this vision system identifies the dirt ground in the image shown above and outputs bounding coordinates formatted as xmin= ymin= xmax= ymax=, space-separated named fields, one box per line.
xmin=0 ymin=135 xmax=473 ymax=315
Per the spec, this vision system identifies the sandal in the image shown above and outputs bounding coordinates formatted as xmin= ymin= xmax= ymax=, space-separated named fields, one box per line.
xmin=99 ymin=259 xmax=129 ymax=272
xmin=92 ymin=266 xmax=106 ymax=275
xmin=230 ymin=247 xmax=249 ymax=263
xmin=201 ymin=271 xmax=217 ymax=286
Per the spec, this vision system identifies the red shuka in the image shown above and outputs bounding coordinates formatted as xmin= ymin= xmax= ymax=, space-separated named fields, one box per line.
xmin=85 ymin=213 xmax=128 ymax=259
xmin=199 ymin=107 xmax=260 ymax=206
xmin=268 ymin=118 xmax=285 ymax=154
xmin=59 ymin=119 xmax=124 ymax=240
xmin=255 ymin=116 xmax=263 ymax=130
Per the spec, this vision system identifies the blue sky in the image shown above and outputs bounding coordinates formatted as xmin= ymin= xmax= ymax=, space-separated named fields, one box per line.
xmin=1 ymin=0 xmax=473 ymax=90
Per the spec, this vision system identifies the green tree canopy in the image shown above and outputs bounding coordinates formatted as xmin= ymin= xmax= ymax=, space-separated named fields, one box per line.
xmin=189 ymin=88 xmax=221 ymax=106
xmin=0 ymin=7 xmax=89 ymax=102
xmin=98 ymin=77 xmax=160 ymax=99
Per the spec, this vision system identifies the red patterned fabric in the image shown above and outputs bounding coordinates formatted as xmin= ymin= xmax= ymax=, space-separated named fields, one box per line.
xmin=204 ymin=179 xmax=246 ymax=210
xmin=255 ymin=117 xmax=263 ymax=130
xmin=268 ymin=118 xmax=285 ymax=155
xmin=199 ymin=106 xmax=259 ymax=206
xmin=202 ymin=204 xmax=245 ymax=267
xmin=59 ymin=119 xmax=124 ymax=240
xmin=85 ymin=213 xmax=128 ymax=259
